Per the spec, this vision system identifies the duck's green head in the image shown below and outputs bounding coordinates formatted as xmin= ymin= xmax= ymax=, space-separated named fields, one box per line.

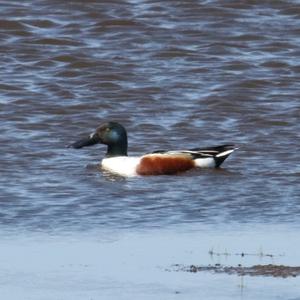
xmin=70 ymin=122 xmax=128 ymax=157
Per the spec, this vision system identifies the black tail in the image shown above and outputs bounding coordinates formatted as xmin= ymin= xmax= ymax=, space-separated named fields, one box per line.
xmin=190 ymin=144 xmax=237 ymax=168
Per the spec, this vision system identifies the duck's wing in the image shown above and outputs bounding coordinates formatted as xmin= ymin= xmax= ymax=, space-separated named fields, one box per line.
xmin=150 ymin=144 xmax=237 ymax=168
xmin=184 ymin=144 xmax=237 ymax=167
xmin=187 ymin=144 xmax=236 ymax=156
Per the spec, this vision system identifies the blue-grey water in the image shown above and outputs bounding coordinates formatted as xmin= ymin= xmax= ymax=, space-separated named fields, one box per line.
xmin=1 ymin=1 xmax=300 ymax=299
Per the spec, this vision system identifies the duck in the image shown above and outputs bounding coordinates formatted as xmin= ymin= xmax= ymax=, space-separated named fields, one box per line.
xmin=69 ymin=122 xmax=237 ymax=177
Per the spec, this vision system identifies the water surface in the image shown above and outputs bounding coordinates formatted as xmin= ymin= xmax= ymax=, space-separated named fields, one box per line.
xmin=1 ymin=1 xmax=300 ymax=299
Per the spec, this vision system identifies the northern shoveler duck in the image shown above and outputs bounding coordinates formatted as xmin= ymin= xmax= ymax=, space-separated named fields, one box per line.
xmin=69 ymin=122 xmax=237 ymax=177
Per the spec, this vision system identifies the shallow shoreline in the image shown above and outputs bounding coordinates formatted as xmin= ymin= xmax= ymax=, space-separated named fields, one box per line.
xmin=172 ymin=263 xmax=300 ymax=278
xmin=1 ymin=225 xmax=300 ymax=300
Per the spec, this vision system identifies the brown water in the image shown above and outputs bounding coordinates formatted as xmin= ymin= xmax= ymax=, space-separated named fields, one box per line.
xmin=1 ymin=1 xmax=300 ymax=299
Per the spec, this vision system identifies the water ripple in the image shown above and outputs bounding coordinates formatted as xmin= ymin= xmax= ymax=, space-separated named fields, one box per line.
xmin=0 ymin=0 xmax=299 ymax=233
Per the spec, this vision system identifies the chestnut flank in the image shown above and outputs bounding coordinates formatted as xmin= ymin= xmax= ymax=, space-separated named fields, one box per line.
xmin=136 ymin=155 xmax=195 ymax=175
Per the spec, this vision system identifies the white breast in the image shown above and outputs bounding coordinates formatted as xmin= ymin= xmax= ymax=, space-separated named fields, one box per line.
xmin=101 ymin=156 xmax=141 ymax=177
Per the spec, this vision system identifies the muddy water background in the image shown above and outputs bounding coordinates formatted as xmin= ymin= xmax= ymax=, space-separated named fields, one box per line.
xmin=0 ymin=1 xmax=300 ymax=299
